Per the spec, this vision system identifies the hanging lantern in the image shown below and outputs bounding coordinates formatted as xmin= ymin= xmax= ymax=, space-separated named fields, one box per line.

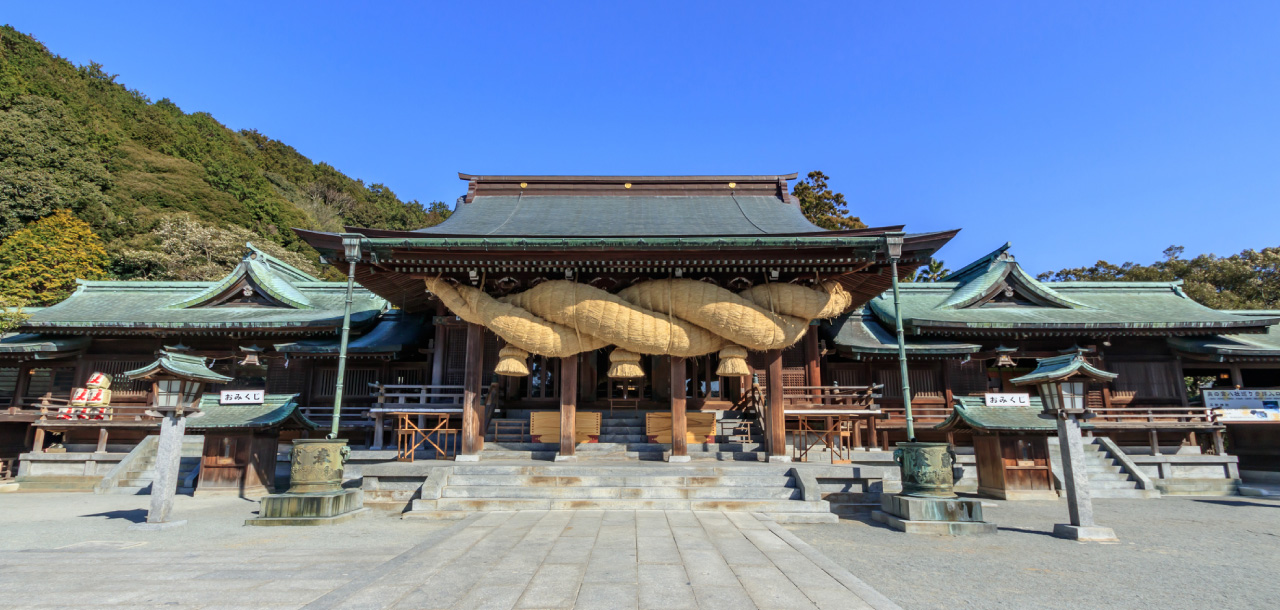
xmin=996 ymin=354 xmax=1016 ymax=367
xmin=238 ymin=345 xmax=264 ymax=366
xmin=607 ymin=349 xmax=645 ymax=379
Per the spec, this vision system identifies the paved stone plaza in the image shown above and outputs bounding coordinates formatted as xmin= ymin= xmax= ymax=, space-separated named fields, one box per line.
xmin=0 ymin=493 xmax=894 ymax=610
xmin=1 ymin=491 xmax=1278 ymax=609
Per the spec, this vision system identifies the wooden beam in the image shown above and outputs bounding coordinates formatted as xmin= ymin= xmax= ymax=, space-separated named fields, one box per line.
xmin=560 ymin=355 xmax=578 ymax=457
xmin=671 ymin=356 xmax=688 ymax=458
xmin=461 ymin=322 xmax=484 ymax=456
xmin=766 ymin=349 xmax=786 ymax=456
xmin=96 ymin=427 xmax=108 ymax=453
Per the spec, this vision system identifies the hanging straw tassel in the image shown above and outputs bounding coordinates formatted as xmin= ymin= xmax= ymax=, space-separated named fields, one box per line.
xmin=494 ymin=346 xmax=531 ymax=377
xmin=607 ymin=349 xmax=645 ymax=379
xmin=715 ymin=345 xmax=751 ymax=376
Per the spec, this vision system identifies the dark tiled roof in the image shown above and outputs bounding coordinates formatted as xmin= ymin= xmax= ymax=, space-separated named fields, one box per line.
xmin=0 ymin=333 xmax=90 ymax=355
xmin=274 ymin=310 xmax=426 ymax=355
xmin=1168 ymin=310 xmax=1280 ymax=359
xmin=188 ymin=393 xmax=317 ymax=430
xmin=823 ymin=309 xmax=981 ymax=357
xmin=415 ymin=195 xmax=828 ymax=237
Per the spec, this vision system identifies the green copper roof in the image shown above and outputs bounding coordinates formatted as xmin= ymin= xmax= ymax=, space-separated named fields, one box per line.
xmin=823 ymin=309 xmax=981 ymax=357
xmin=868 ymin=244 xmax=1278 ymax=334
xmin=413 ymin=194 xmax=828 ymax=237
xmin=1168 ymin=311 xmax=1280 ymax=359
xmin=0 ymin=333 xmax=90 ymax=356
xmin=20 ymin=244 xmax=386 ymax=333
xmin=1010 ymin=352 xmax=1118 ymax=385
xmin=935 ymin=396 xmax=1084 ymax=431
xmin=188 ymin=393 xmax=317 ymax=430
xmin=124 ymin=351 xmax=234 ymax=383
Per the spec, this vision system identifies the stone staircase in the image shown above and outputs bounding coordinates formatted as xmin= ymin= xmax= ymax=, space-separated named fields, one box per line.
xmin=481 ymin=410 xmax=766 ymax=461
xmin=403 ymin=463 xmax=837 ymax=523
xmin=1049 ymin=439 xmax=1160 ymax=499
xmin=100 ymin=437 xmax=203 ymax=495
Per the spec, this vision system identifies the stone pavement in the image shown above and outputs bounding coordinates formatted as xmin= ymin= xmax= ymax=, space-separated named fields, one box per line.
xmin=0 ymin=497 xmax=898 ymax=610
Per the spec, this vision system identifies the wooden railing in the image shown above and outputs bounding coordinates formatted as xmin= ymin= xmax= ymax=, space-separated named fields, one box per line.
xmin=780 ymin=385 xmax=882 ymax=411
xmin=365 ymin=383 xmax=499 ymax=452
xmin=1087 ymin=405 xmax=1220 ymax=429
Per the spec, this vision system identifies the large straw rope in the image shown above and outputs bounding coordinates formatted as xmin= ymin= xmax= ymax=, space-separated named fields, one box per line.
xmin=424 ymin=277 xmax=852 ymax=376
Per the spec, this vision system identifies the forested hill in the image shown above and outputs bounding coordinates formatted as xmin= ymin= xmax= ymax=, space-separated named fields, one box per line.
xmin=0 ymin=26 xmax=449 ymax=281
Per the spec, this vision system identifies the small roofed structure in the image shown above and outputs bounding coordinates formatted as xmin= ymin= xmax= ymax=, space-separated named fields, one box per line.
xmin=937 ymin=396 xmax=1073 ymax=500
xmin=187 ymin=393 xmax=317 ymax=498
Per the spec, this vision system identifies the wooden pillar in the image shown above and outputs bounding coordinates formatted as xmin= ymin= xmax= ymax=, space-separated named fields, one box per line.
xmin=559 ymin=355 xmax=579 ymax=458
xmin=1148 ymin=429 xmax=1161 ymax=456
xmin=1212 ymin=429 xmax=1226 ymax=455
xmin=670 ymin=356 xmax=688 ymax=459
xmin=1230 ymin=365 xmax=1244 ymax=388
xmin=804 ymin=325 xmax=822 ymax=397
xmin=96 ymin=427 xmax=109 ymax=453
xmin=460 ymin=322 xmax=484 ymax=457
xmin=32 ymin=427 xmax=45 ymax=453
xmin=765 ymin=349 xmax=786 ymax=457
xmin=430 ymin=302 xmax=448 ymax=390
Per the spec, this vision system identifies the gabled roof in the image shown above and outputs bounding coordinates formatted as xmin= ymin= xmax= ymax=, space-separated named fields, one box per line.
xmin=868 ymin=244 xmax=1279 ymax=336
xmin=823 ymin=308 xmax=981 ymax=358
xmin=188 ymin=393 xmax=317 ymax=430
xmin=18 ymin=244 xmax=387 ymax=334
xmin=936 ymin=396 xmax=1083 ymax=432
xmin=124 ymin=350 xmax=234 ymax=383
xmin=1169 ymin=311 xmax=1280 ymax=361
xmin=1010 ymin=351 xmax=1118 ymax=385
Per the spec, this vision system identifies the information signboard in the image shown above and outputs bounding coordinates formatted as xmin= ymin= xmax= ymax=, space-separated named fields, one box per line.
xmin=984 ymin=393 xmax=1031 ymax=407
xmin=219 ymin=389 xmax=265 ymax=405
xmin=1204 ymin=389 xmax=1280 ymax=422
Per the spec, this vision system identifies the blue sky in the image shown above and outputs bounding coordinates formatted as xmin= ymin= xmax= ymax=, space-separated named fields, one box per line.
xmin=7 ymin=1 xmax=1278 ymax=275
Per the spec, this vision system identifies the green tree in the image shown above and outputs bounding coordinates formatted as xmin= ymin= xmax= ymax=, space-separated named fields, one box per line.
xmin=914 ymin=258 xmax=950 ymax=282
xmin=1038 ymin=245 xmax=1280 ymax=310
xmin=0 ymin=297 xmax=28 ymax=333
xmin=113 ymin=214 xmax=319 ymax=281
xmin=792 ymin=171 xmax=867 ymax=231
xmin=0 ymin=210 xmax=109 ymax=304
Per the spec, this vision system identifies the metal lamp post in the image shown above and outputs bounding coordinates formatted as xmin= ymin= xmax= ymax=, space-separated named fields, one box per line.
xmin=1013 ymin=351 xmax=1119 ymax=542
xmin=329 ymin=234 xmax=362 ymax=439
xmin=886 ymin=234 xmax=958 ymax=498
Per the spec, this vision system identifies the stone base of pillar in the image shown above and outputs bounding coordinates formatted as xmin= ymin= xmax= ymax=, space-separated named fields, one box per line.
xmin=768 ymin=455 xmax=793 ymax=463
xmin=246 ymin=488 xmax=367 ymax=527
xmin=1052 ymin=523 xmax=1118 ymax=542
xmin=553 ymin=454 xmax=577 ymax=462
xmin=127 ymin=520 xmax=187 ymax=531
xmin=454 ymin=454 xmax=480 ymax=462
xmin=667 ymin=454 xmax=691 ymax=463
xmin=871 ymin=493 xmax=996 ymax=536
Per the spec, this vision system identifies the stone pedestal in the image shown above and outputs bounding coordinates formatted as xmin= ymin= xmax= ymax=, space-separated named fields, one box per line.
xmin=246 ymin=489 xmax=368 ymax=526
xmin=872 ymin=493 xmax=996 ymax=536
xmin=1053 ymin=523 xmax=1118 ymax=542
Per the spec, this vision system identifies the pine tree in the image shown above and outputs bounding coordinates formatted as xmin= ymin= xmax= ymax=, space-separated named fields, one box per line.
xmin=0 ymin=210 xmax=109 ymax=305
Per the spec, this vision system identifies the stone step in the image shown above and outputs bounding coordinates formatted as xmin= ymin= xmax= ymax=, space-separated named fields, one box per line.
xmin=1155 ymin=479 xmax=1240 ymax=496
xmin=1090 ymin=479 xmax=1140 ymax=490
xmin=1091 ymin=488 xmax=1162 ymax=499
xmin=1087 ymin=472 xmax=1132 ymax=482
xmin=432 ymin=497 xmax=832 ymax=512
xmin=118 ymin=478 xmax=156 ymax=487
xmin=445 ymin=474 xmax=795 ymax=487
xmin=450 ymin=464 xmax=793 ymax=477
xmin=104 ymin=485 xmax=149 ymax=495
xmin=440 ymin=486 xmax=800 ymax=500
xmin=597 ymin=435 xmax=652 ymax=443
xmin=762 ymin=512 xmax=839 ymax=524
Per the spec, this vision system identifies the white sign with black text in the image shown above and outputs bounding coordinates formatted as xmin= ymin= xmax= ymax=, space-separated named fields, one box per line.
xmin=219 ymin=390 xmax=265 ymax=405
xmin=983 ymin=393 xmax=1031 ymax=407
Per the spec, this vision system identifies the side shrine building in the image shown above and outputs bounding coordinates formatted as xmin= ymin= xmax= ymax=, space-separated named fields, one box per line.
xmin=4 ymin=173 xmax=1279 ymax=508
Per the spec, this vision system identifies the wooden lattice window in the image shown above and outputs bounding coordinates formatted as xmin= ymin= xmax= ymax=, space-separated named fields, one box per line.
xmin=312 ymin=368 xmax=379 ymax=398
xmin=23 ymin=367 xmax=75 ymax=400
xmin=0 ymin=367 xmax=18 ymax=402
xmin=829 ymin=366 xmax=867 ymax=387
xmin=946 ymin=360 xmax=988 ymax=396
xmin=266 ymin=359 xmax=308 ymax=394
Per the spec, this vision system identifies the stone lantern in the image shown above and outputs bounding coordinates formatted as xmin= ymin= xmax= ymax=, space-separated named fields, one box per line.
xmin=1012 ymin=350 xmax=1119 ymax=542
xmin=123 ymin=350 xmax=232 ymax=530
